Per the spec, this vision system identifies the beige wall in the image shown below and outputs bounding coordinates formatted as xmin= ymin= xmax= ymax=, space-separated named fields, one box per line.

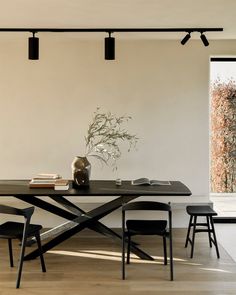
xmin=0 ymin=37 xmax=235 ymax=226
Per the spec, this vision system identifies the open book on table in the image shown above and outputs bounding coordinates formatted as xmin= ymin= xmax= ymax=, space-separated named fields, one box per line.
xmin=131 ymin=178 xmax=171 ymax=186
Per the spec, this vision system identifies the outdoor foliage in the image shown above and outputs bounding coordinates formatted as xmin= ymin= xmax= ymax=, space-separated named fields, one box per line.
xmin=211 ymin=79 xmax=236 ymax=192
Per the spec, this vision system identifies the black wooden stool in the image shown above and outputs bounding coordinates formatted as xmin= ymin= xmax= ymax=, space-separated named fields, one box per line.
xmin=185 ymin=205 xmax=220 ymax=258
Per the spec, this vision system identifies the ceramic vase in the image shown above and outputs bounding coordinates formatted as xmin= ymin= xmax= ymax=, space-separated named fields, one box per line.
xmin=71 ymin=156 xmax=91 ymax=187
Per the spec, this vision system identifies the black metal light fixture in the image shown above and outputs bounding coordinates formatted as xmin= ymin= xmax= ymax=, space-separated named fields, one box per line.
xmin=181 ymin=32 xmax=191 ymax=45
xmin=0 ymin=27 xmax=222 ymax=60
xmin=105 ymin=31 xmax=115 ymax=60
xmin=28 ymin=31 xmax=39 ymax=60
xmin=200 ymin=32 xmax=209 ymax=47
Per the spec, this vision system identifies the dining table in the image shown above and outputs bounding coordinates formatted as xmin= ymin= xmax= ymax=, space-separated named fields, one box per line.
xmin=0 ymin=179 xmax=192 ymax=261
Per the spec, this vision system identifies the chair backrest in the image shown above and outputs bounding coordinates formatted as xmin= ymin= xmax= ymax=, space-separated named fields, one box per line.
xmin=0 ymin=205 xmax=34 ymax=219
xmin=122 ymin=201 xmax=171 ymax=212
xmin=0 ymin=204 xmax=35 ymax=247
xmin=122 ymin=201 xmax=172 ymax=233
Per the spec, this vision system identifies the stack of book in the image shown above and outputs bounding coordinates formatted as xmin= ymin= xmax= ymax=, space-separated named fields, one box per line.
xmin=29 ymin=173 xmax=69 ymax=190
xmin=54 ymin=179 xmax=70 ymax=190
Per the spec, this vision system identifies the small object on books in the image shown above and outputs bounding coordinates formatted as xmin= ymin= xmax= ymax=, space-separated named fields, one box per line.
xmin=116 ymin=178 xmax=122 ymax=186
xmin=131 ymin=178 xmax=171 ymax=186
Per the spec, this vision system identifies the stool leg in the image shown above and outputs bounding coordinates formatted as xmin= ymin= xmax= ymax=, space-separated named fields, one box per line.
xmin=209 ymin=216 xmax=220 ymax=258
xmin=185 ymin=215 xmax=193 ymax=248
xmin=206 ymin=216 xmax=212 ymax=248
xmin=190 ymin=216 xmax=197 ymax=258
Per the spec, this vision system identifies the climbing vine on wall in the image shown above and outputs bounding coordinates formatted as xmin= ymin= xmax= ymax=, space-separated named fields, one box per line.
xmin=211 ymin=79 xmax=236 ymax=192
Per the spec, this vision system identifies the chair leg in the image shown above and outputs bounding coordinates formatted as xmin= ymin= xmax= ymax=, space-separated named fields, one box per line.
xmin=163 ymin=236 xmax=167 ymax=265
xmin=122 ymin=233 xmax=126 ymax=280
xmin=16 ymin=234 xmax=28 ymax=288
xmin=169 ymin=232 xmax=174 ymax=281
xmin=190 ymin=216 xmax=197 ymax=258
xmin=206 ymin=216 xmax=212 ymax=248
xmin=127 ymin=235 xmax=131 ymax=264
xmin=185 ymin=215 xmax=193 ymax=248
xmin=35 ymin=232 xmax=46 ymax=272
xmin=209 ymin=216 xmax=220 ymax=259
xmin=8 ymin=239 xmax=14 ymax=267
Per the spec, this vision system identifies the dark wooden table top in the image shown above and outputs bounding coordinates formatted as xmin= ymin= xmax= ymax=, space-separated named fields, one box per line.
xmin=0 ymin=180 xmax=191 ymax=197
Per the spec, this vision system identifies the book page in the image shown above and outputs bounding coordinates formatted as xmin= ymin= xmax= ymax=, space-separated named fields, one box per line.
xmin=150 ymin=180 xmax=171 ymax=185
xmin=131 ymin=178 xmax=150 ymax=185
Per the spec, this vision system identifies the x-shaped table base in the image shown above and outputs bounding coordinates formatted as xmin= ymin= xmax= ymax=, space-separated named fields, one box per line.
xmin=15 ymin=194 xmax=154 ymax=261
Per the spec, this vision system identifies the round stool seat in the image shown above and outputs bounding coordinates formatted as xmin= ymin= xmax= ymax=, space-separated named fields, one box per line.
xmin=186 ymin=205 xmax=217 ymax=216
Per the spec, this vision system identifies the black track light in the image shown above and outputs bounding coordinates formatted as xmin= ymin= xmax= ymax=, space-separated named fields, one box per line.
xmin=181 ymin=32 xmax=191 ymax=45
xmin=0 ymin=26 xmax=220 ymax=61
xmin=200 ymin=33 xmax=209 ymax=47
xmin=28 ymin=32 xmax=39 ymax=60
xmin=105 ymin=32 xmax=115 ymax=60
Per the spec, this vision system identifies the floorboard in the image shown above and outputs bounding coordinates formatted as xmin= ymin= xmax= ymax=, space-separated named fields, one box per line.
xmin=0 ymin=229 xmax=235 ymax=294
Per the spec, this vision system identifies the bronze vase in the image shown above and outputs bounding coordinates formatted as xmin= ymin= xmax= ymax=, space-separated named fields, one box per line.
xmin=71 ymin=156 xmax=91 ymax=188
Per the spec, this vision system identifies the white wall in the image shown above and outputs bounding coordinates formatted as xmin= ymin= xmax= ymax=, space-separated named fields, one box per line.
xmin=0 ymin=37 xmax=235 ymax=227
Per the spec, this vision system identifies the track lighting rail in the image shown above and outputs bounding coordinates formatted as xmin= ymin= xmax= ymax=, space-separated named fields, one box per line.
xmin=0 ymin=27 xmax=223 ymax=33
xmin=0 ymin=27 xmax=223 ymax=60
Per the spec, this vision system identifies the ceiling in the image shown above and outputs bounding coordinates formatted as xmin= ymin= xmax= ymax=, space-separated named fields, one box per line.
xmin=0 ymin=0 xmax=235 ymax=40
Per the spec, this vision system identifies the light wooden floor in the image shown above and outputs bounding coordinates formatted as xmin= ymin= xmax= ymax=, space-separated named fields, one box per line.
xmin=0 ymin=229 xmax=235 ymax=295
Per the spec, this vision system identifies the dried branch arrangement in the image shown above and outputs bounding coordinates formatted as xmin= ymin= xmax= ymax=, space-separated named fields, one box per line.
xmin=85 ymin=108 xmax=138 ymax=169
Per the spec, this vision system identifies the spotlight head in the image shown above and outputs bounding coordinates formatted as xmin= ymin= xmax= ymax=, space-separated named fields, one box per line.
xmin=200 ymin=33 xmax=209 ymax=47
xmin=181 ymin=32 xmax=191 ymax=45
xmin=28 ymin=32 xmax=39 ymax=60
xmin=105 ymin=32 xmax=115 ymax=60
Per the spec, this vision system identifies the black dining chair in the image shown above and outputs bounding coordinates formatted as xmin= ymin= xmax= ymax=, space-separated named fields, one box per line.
xmin=122 ymin=201 xmax=173 ymax=281
xmin=0 ymin=205 xmax=46 ymax=288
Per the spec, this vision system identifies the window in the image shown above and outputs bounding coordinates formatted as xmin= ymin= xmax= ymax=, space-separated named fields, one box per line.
xmin=210 ymin=57 xmax=236 ymax=193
